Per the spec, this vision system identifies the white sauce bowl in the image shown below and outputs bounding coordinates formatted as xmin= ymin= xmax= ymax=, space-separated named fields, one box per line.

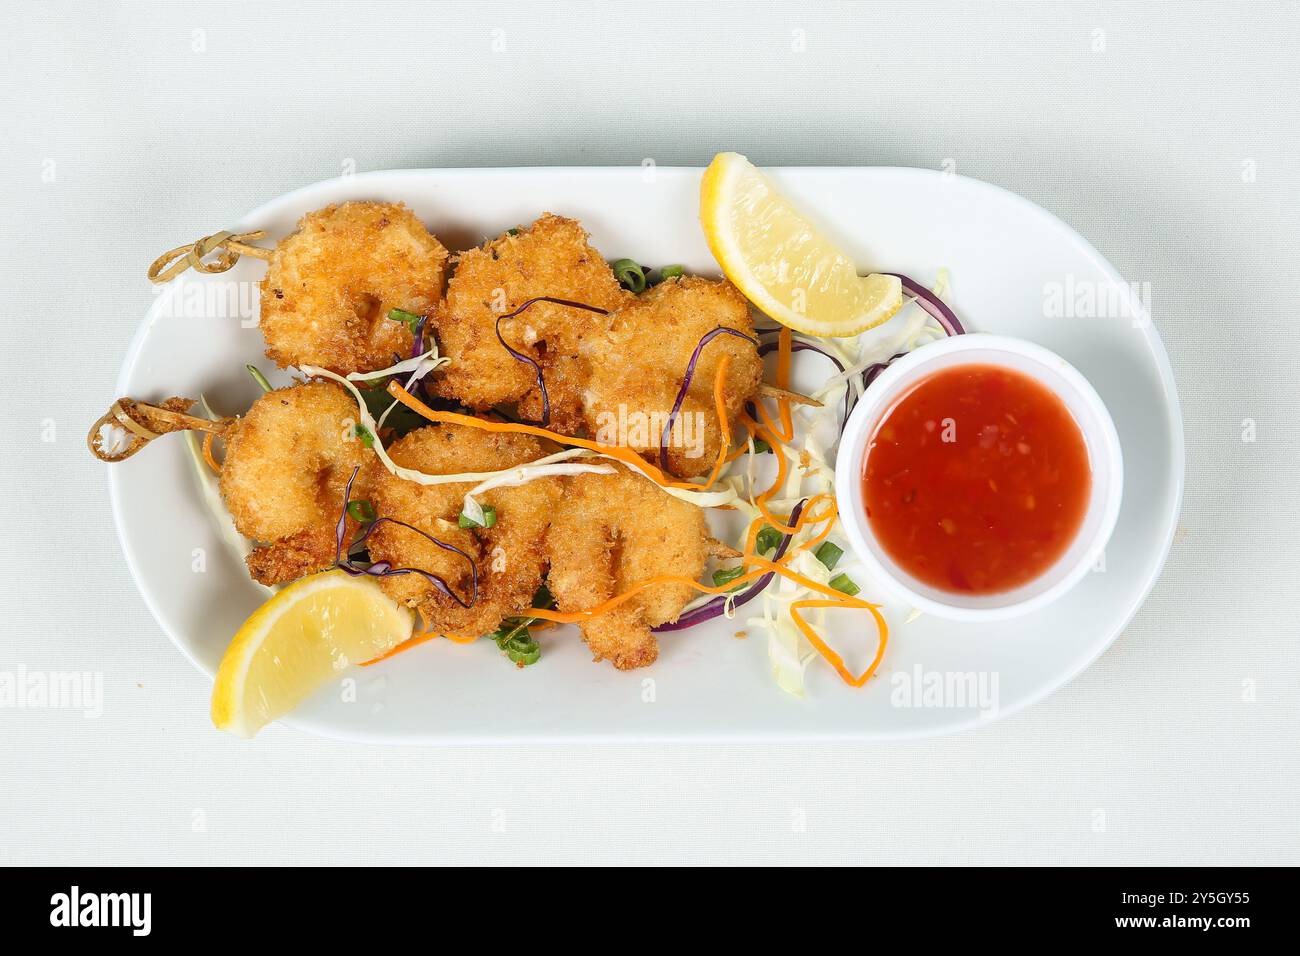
xmin=834 ymin=333 xmax=1123 ymax=621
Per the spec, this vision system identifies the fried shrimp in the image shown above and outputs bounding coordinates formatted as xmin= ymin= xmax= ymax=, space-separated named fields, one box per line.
xmin=219 ymin=380 xmax=374 ymax=586
xmin=546 ymin=467 xmax=708 ymax=669
xmin=430 ymin=214 xmax=631 ymax=431
xmin=365 ymin=424 xmax=562 ymax=638
xmin=579 ymin=275 xmax=762 ymax=478
xmin=260 ymin=201 xmax=449 ymax=374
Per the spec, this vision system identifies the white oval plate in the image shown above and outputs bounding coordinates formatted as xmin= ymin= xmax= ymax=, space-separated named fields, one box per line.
xmin=109 ymin=166 xmax=1183 ymax=742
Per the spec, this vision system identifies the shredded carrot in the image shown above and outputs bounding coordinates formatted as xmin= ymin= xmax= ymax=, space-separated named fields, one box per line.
xmin=725 ymin=423 xmax=754 ymax=463
xmin=790 ymin=599 xmax=889 ymax=687
xmin=791 ymin=498 xmax=839 ymax=553
xmin=363 ymin=632 xmax=434 ymax=665
xmin=201 ymin=431 xmax=222 ymax=473
xmin=698 ymin=355 xmax=733 ymax=489
xmin=361 ymin=608 xmax=478 ymax=666
xmin=752 ymin=398 xmax=789 ymax=445
xmin=738 ymin=410 xmax=802 ymax=533
xmin=749 ymin=327 xmax=796 ymax=444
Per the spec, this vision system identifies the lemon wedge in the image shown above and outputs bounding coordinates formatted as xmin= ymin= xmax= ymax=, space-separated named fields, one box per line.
xmin=700 ymin=151 xmax=902 ymax=337
xmin=211 ymin=570 xmax=414 ymax=738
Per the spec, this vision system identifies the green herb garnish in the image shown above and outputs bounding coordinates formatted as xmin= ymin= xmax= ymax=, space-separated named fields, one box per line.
xmin=346 ymin=499 xmax=377 ymax=523
xmin=246 ymin=365 xmax=273 ymax=393
xmin=611 ymin=258 xmax=647 ymax=293
xmin=829 ymin=573 xmax=860 ymax=596
xmin=712 ymin=565 xmax=746 ymax=590
xmin=814 ymin=541 xmax=843 ymax=571
xmin=387 ymin=308 xmax=423 ymax=334
xmin=458 ymin=504 xmax=498 ymax=529
xmin=755 ymin=525 xmax=782 ymax=555
xmin=486 ymin=585 xmax=554 ymax=667
xmin=749 ymin=438 xmax=772 ymax=455
xmin=353 ymin=424 xmax=375 ymax=448
xmin=502 ymin=633 xmax=541 ymax=666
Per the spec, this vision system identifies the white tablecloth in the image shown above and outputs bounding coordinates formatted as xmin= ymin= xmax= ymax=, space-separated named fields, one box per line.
xmin=2 ymin=0 xmax=1296 ymax=864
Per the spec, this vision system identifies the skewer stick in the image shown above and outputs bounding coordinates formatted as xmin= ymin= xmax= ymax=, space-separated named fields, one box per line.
xmin=147 ymin=230 xmax=273 ymax=283
xmin=758 ymin=382 xmax=822 ymax=408
xmin=87 ymin=398 xmax=234 ymax=462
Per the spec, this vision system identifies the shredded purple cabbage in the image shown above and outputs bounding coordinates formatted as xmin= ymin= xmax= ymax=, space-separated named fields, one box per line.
xmin=757 ymin=338 xmax=850 ymax=426
xmin=886 ymin=273 xmax=965 ymax=336
xmin=494 ymin=296 xmax=611 ymax=428
xmin=653 ymin=499 xmax=807 ymax=632
xmin=410 ymin=315 xmax=428 ymax=359
xmin=659 ymin=325 xmax=760 ymax=471
xmin=332 ymin=467 xmax=478 ymax=608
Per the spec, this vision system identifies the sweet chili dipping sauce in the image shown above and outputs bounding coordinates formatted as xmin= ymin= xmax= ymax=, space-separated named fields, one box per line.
xmin=862 ymin=363 xmax=1091 ymax=595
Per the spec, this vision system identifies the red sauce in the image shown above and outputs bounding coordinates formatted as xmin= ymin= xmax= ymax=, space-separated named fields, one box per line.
xmin=862 ymin=363 xmax=1091 ymax=595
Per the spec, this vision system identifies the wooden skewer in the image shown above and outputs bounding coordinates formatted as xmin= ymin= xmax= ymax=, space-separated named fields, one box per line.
xmin=758 ymin=382 xmax=823 ymax=408
xmin=147 ymin=229 xmax=273 ymax=284
xmin=87 ymin=398 xmax=234 ymax=462
xmin=707 ymin=538 xmax=744 ymax=560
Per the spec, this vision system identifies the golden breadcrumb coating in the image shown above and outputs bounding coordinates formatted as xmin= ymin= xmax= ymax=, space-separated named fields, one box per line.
xmin=580 ymin=276 xmax=762 ymax=478
xmin=366 ymin=424 xmax=561 ymax=638
xmin=260 ymin=201 xmax=449 ymax=374
xmin=430 ymin=214 xmax=631 ymax=430
xmin=546 ymin=467 xmax=707 ymax=669
xmin=219 ymin=381 xmax=373 ymax=585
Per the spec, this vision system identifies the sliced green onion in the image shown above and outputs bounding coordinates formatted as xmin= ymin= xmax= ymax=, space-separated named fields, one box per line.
xmin=712 ymin=565 xmax=746 ymax=589
xmin=755 ymin=525 xmax=782 ymax=555
xmin=485 ymin=584 xmax=553 ymax=666
xmin=507 ymin=227 xmax=520 ymax=236
xmin=611 ymin=258 xmax=647 ymax=292
xmin=387 ymin=308 xmax=423 ymax=333
xmin=353 ymin=424 xmax=375 ymax=448
xmin=829 ymin=573 xmax=860 ymax=596
xmin=658 ymin=264 xmax=684 ymax=281
xmin=749 ymin=438 xmax=772 ymax=455
xmin=814 ymin=541 xmax=843 ymax=571
xmin=458 ymin=504 xmax=498 ymax=529
xmin=346 ymin=499 xmax=377 ymax=523
xmin=245 ymin=365 xmax=272 ymax=393
xmin=503 ymin=633 xmax=541 ymax=665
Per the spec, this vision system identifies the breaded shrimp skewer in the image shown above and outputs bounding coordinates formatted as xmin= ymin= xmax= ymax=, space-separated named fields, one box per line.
xmin=366 ymin=424 xmax=563 ymax=638
xmin=546 ymin=466 xmax=709 ymax=669
xmin=260 ymin=201 xmax=449 ymax=374
xmin=580 ymin=275 xmax=762 ymax=479
xmin=90 ymin=381 xmax=376 ymax=586
xmin=218 ymin=381 xmax=376 ymax=585
xmin=430 ymin=213 xmax=631 ymax=431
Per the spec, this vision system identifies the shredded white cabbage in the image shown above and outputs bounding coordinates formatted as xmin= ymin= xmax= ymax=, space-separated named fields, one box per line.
xmin=463 ymin=449 xmax=615 ymax=521
xmin=344 ymin=348 xmax=449 ymax=383
xmin=729 ymin=271 xmax=955 ymax=696
xmin=307 ymin=362 xmax=741 ymax=510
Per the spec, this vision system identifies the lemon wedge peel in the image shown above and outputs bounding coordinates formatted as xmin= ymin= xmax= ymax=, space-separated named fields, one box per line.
xmin=700 ymin=152 xmax=903 ymax=338
xmin=211 ymin=570 xmax=414 ymax=738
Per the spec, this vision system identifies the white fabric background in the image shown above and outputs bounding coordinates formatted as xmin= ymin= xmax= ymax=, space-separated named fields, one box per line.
xmin=2 ymin=0 xmax=1296 ymax=865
